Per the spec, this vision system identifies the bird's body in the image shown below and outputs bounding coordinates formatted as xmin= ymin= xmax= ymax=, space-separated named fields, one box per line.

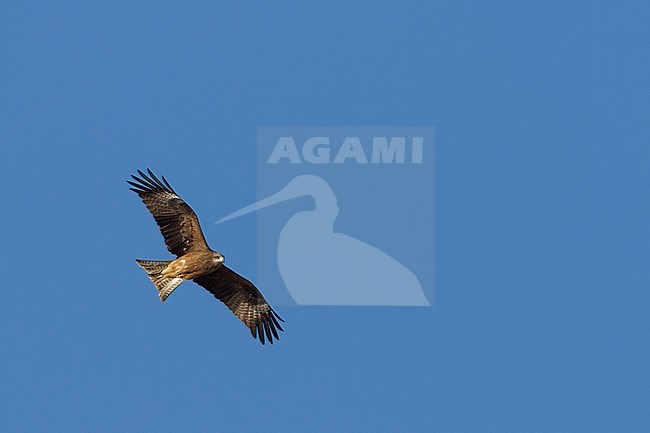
xmin=128 ymin=169 xmax=283 ymax=345
xmin=162 ymin=250 xmax=224 ymax=280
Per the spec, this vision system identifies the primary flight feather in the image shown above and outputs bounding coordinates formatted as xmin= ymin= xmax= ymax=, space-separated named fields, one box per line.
xmin=128 ymin=169 xmax=284 ymax=345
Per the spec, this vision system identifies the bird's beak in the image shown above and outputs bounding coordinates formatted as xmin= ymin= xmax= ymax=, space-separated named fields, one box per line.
xmin=216 ymin=180 xmax=304 ymax=224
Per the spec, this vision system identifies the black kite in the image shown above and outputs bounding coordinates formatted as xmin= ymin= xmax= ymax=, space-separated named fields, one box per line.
xmin=128 ymin=169 xmax=284 ymax=345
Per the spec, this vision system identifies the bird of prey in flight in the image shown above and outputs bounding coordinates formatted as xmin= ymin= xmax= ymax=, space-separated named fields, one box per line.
xmin=128 ymin=169 xmax=284 ymax=345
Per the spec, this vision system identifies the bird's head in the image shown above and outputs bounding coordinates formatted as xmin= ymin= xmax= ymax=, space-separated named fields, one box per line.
xmin=212 ymin=251 xmax=225 ymax=265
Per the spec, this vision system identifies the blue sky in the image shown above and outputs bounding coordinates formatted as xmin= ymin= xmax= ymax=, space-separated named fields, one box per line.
xmin=1 ymin=1 xmax=649 ymax=432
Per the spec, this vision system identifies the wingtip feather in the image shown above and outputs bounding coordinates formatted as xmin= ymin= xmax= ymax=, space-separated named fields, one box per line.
xmin=128 ymin=169 xmax=176 ymax=195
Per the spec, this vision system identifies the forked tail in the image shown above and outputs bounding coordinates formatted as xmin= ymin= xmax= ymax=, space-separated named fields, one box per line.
xmin=135 ymin=259 xmax=183 ymax=302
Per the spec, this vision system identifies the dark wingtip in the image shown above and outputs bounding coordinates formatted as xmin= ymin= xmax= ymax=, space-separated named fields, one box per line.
xmin=269 ymin=322 xmax=279 ymax=341
xmin=270 ymin=315 xmax=283 ymax=332
xmin=128 ymin=169 xmax=175 ymax=194
xmin=161 ymin=175 xmax=176 ymax=193
xmin=249 ymin=310 xmax=284 ymax=345
xmin=263 ymin=319 xmax=273 ymax=344
xmin=127 ymin=180 xmax=145 ymax=192
xmin=257 ymin=322 xmax=265 ymax=345
xmin=272 ymin=309 xmax=285 ymax=323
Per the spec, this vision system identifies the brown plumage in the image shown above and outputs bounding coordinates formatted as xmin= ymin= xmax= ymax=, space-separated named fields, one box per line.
xmin=128 ymin=169 xmax=284 ymax=345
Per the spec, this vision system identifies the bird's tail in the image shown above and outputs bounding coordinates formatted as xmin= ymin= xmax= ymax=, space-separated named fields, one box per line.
xmin=135 ymin=259 xmax=183 ymax=302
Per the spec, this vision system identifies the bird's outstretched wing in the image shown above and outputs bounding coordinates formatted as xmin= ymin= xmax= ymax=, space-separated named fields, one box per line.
xmin=193 ymin=266 xmax=284 ymax=345
xmin=128 ymin=169 xmax=210 ymax=257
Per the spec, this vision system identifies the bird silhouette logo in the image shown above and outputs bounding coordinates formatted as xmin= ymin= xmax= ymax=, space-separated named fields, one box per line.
xmin=217 ymin=174 xmax=430 ymax=306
